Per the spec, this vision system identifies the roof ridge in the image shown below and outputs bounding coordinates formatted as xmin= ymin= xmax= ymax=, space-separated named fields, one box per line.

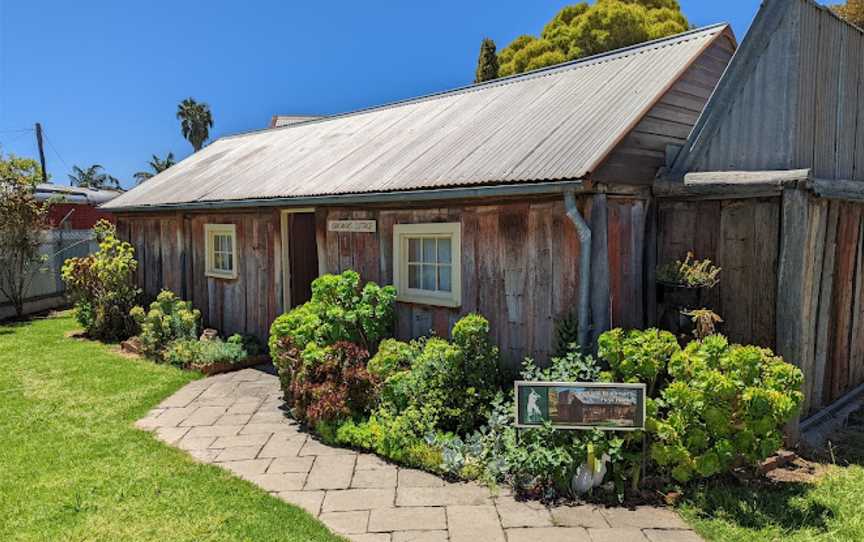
xmin=219 ymin=22 xmax=729 ymax=142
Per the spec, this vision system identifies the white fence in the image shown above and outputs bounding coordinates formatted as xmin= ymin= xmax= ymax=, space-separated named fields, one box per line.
xmin=0 ymin=229 xmax=99 ymax=319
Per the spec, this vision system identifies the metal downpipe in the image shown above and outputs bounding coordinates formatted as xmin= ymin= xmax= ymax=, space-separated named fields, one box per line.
xmin=564 ymin=189 xmax=592 ymax=351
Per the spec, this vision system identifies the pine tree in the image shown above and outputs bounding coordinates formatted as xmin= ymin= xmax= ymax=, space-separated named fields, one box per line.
xmin=475 ymin=38 xmax=499 ymax=83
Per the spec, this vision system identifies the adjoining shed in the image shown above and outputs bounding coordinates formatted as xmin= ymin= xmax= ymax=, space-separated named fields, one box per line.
xmin=661 ymin=0 xmax=864 ymax=418
xmin=103 ymin=24 xmax=735 ymax=373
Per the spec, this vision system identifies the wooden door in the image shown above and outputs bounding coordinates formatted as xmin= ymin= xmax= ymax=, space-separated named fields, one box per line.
xmin=288 ymin=213 xmax=319 ymax=307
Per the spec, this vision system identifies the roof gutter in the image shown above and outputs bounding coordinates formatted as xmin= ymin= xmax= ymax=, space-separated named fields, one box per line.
xmin=103 ymin=180 xmax=589 ymax=213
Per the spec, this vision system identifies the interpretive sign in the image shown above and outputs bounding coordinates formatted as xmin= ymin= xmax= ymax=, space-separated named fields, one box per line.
xmin=514 ymin=382 xmax=646 ymax=431
xmin=327 ymin=220 xmax=377 ymax=233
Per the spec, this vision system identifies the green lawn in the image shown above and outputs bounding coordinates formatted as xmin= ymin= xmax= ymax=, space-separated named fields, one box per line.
xmin=0 ymin=313 xmax=342 ymax=542
xmin=678 ymin=458 xmax=864 ymax=541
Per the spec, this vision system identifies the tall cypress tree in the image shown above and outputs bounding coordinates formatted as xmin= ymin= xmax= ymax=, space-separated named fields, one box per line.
xmin=475 ymin=38 xmax=499 ymax=83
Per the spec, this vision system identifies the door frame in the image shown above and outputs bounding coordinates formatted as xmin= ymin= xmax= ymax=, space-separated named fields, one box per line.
xmin=280 ymin=208 xmax=316 ymax=311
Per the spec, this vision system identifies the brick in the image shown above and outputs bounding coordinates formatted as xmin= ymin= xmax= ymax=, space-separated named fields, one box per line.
xmin=277 ymin=490 xmax=325 ymax=516
xmin=588 ymin=528 xmax=648 ymax=542
xmin=300 ymin=438 xmax=357 ymax=456
xmin=495 ymin=496 xmax=553 ymax=528
xmin=446 ymin=505 xmax=505 ymax=542
xmin=179 ymin=406 xmax=227 ymax=426
xmin=320 ymin=511 xmax=370 ymax=534
xmin=159 ymin=388 xmax=204 ymax=408
xmin=248 ymin=473 xmax=306 ymax=492
xmin=347 ymin=534 xmax=391 ymax=542
xmin=356 ymin=454 xmax=392 ymax=470
xmin=184 ymin=424 xmax=243 ymax=439
xmin=550 ymin=505 xmax=610 ymax=528
xmin=219 ymin=458 xmax=271 ymax=479
xmin=148 ymin=406 xmax=197 ymax=427
xmin=323 ymin=489 xmax=396 ymax=512
xmin=267 ymin=455 xmax=315 ymax=474
xmin=215 ymin=414 xmax=252 ymax=426
xmin=154 ymin=426 xmax=189 ymax=445
xmin=507 ymin=527 xmax=591 ymax=542
xmin=177 ymin=435 xmax=217 ymax=451
xmin=215 ymin=445 xmax=263 ymax=462
xmin=643 ymin=529 xmax=703 ymax=542
xmin=187 ymin=449 xmax=220 ymax=463
xmin=210 ymin=433 xmax=270 ymax=449
xmin=391 ymin=531 xmax=448 ymax=542
xmin=239 ymin=423 xmax=299 ymax=436
xmin=396 ymin=485 xmax=490 ymax=507
xmin=305 ymin=455 xmax=356 ymax=490
xmin=352 ymin=467 xmax=397 ymax=488
xmin=225 ymin=400 xmax=262 ymax=415
xmin=259 ymin=433 xmax=307 ymax=458
xmin=249 ymin=411 xmax=291 ymax=424
xmin=600 ymin=506 xmax=689 ymax=530
xmin=397 ymin=469 xmax=444 ymax=488
xmin=368 ymin=507 xmax=446 ymax=532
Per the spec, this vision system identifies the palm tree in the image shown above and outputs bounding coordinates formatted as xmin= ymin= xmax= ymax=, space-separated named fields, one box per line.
xmin=133 ymin=152 xmax=176 ymax=184
xmin=67 ymin=164 xmax=120 ymax=190
xmin=176 ymin=98 xmax=214 ymax=152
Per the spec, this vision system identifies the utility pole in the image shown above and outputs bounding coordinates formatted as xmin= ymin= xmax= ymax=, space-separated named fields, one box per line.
xmin=35 ymin=122 xmax=48 ymax=182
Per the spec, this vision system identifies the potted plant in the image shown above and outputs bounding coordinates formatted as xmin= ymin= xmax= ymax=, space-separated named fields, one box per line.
xmin=656 ymin=252 xmax=720 ymax=336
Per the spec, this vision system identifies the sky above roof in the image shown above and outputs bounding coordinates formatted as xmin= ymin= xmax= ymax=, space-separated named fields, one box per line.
xmin=0 ymin=0 xmax=760 ymax=189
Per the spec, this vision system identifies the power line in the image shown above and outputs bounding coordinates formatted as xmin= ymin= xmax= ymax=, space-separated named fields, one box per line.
xmin=41 ymin=128 xmax=70 ymax=171
xmin=0 ymin=127 xmax=33 ymax=134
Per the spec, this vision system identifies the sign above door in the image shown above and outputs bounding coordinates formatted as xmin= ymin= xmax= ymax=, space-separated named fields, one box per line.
xmin=328 ymin=220 xmax=377 ymax=233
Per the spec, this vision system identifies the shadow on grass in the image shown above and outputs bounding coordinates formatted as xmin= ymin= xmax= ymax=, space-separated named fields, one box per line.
xmin=683 ymin=477 xmax=833 ymax=533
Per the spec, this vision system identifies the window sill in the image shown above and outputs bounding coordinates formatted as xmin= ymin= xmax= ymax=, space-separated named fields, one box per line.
xmin=205 ymin=271 xmax=238 ymax=280
xmin=396 ymin=293 xmax=461 ymax=308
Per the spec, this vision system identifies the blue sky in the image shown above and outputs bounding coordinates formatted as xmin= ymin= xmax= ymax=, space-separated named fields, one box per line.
xmin=0 ymin=0 xmax=761 ymax=188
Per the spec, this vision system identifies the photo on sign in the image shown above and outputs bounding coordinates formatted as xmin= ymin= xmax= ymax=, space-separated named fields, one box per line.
xmin=515 ymin=382 xmax=645 ymax=431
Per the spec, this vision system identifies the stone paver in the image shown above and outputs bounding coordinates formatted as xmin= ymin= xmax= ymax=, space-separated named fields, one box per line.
xmin=446 ymin=505 xmax=505 ymax=542
xmin=136 ymin=366 xmax=703 ymax=541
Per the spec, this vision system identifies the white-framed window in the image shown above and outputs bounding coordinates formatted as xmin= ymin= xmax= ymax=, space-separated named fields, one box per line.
xmin=205 ymin=224 xmax=238 ymax=279
xmin=393 ymin=222 xmax=461 ymax=307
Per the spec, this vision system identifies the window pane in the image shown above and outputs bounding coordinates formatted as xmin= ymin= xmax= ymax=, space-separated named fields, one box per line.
xmin=438 ymin=265 xmax=451 ymax=292
xmin=215 ymin=235 xmax=225 ymax=252
xmin=225 ymin=253 xmax=233 ymax=271
xmin=214 ymin=253 xmax=224 ymax=271
xmin=421 ymin=264 xmax=435 ymax=291
xmin=408 ymin=264 xmax=420 ymax=289
xmin=409 ymin=238 xmax=421 ymax=262
xmin=423 ymin=238 xmax=436 ymax=263
xmin=437 ymin=238 xmax=451 ymax=264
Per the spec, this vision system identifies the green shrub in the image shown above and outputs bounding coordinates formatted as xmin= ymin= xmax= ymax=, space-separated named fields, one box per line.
xmin=378 ymin=314 xmax=501 ymax=436
xmin=269 ymin=270 xmax=396 ymax=399
xmin=61 ymin=220 xmax=140 ymax=341
xmin=651 ymin=335 xmax=803 ymax=482
xmin=283 ymin=341 xmax=377 ymax=427
xmin=367 ymin=338 xmax=416 ymax=381
xmin=598 ymin=328 xmax=680 ymax=394
xmin=228 ymin=333 xmax=263 ymax=356
xmin=164 ymin=338 xmax=247 ymax=369
xmin=130 ymin=290 xmax=201 ymax=360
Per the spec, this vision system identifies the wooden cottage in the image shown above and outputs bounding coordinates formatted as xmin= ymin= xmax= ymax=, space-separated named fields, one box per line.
xmin=659 ymin=0 xmax=864 ymax=419
xmin=103 ymin=24 xmax=736 ymax=372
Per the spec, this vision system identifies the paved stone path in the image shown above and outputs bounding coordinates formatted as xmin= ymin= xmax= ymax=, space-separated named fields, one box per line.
xmin=136 ymin=366 xmax=702 ymax=542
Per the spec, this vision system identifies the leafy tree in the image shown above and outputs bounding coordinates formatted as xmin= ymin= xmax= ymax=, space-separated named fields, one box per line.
xmin=0 ymin=152 xmax=51 ymax=317
xmin=133 ymin=152 xmax=176 ymax=184
xmin=498 ymin=0 xmax=689 ymax=77
xmin=176 ymin=98 xmax=214 ymax=152
xmin=68 ymin=164 xmax=120 ymax=189
xmin=833 ymin=0 xmax=864 ymax=28
xmin=475 ymin=38 xmax=500 ymax=83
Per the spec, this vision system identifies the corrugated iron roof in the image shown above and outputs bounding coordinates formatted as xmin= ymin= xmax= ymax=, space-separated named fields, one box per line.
xmin=105 ymin=24 xmax=728 ymax=211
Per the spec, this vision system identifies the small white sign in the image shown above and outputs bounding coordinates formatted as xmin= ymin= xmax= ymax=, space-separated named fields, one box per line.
xmin=328 ymin=220 xmax=377 ymax=233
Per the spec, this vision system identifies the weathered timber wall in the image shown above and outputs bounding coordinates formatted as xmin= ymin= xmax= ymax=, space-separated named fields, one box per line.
xmin=319 ymin=197 xmax=649 ymax=371
xmin=656 ymin=198 xmax=780 ymax=348
xmin=777 ymin=190 xmax=864 ymax=414
xmin=116 ymin=210 xmax=282 ymax=342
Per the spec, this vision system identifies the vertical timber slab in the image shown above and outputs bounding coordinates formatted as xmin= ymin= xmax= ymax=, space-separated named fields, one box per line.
xmin=644 ymin=199 xmax=658 ymax=328
xmin=776 ymin=189 xmax=814 ymax=413
xmin=718 ymin=200 xmax=755 ymax=344
xmin=814 ymin=201 xmax=839 ymax=408
xmin=590 ymin=194 xmax=610 ymax=345
xmin=829 ymin=203 xmax=861 ymax=401
xmin=500 ymin=205 xmax=529 ymax=364
xmin=752 ymin=199 xmax=781 ymax=348
xmin=850 ymin=212 xmax=864 ymax=387
xmin=315 ymin=208 xmax=329 ymax=276
xmin=460 ymin=208 xmax=480 ymax=315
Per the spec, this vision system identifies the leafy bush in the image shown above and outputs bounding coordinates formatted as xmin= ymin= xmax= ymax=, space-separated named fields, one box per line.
xmin=269 ymin=270 xmax=396 ymax=399
xmin=651 ymin=335 xmax=804 ymax=482
xmin=657 ymin=252 xmax=721 ymax=288
xmin=130 ymin=290 xmax=201 ymax=360
xmin=61 ymin=220 xmax=140 ymax=341
xmin=164 ymin=338 xmax=247 ymax=369
xmin=367 ymin=338 xmax=417 ymax=381
xmin=378 ymin=314 xmax=501 ymax=435
xmin=227 ymin=333 xmax=263 ymax=356
xmin=598 ymin=328 xmax=680 ymax=394
xmin=282 ymin=341 xmax=377 ymax=427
